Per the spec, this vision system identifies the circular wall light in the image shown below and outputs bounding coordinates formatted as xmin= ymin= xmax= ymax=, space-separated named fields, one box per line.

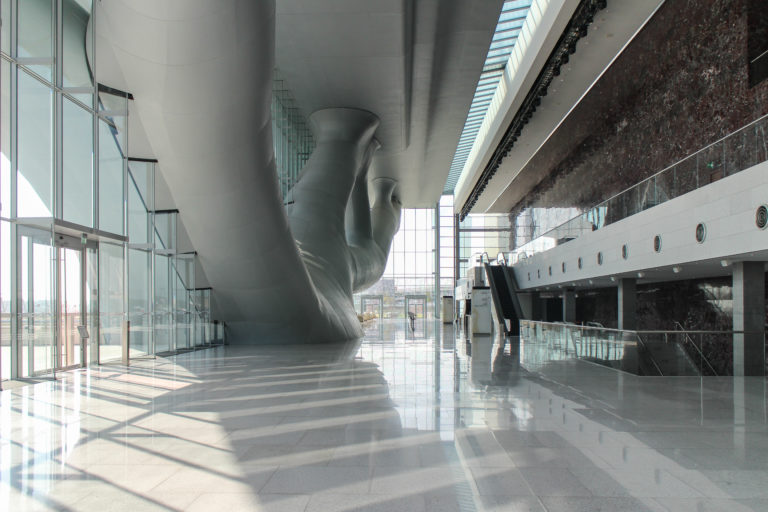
xmin=757 ymin=205 xmax=768 ymax=229
xmin=695 ymin=223 xmax=706 ymax=243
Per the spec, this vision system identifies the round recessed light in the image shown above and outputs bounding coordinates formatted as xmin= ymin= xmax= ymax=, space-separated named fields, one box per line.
xmin=757 ymin=205 xmax=768 ymax=229
xmin=695 ymin=223 xmax=706 ymax=243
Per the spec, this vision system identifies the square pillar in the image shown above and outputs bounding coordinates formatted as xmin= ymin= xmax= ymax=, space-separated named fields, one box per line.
xmin=562 ymin=289 xmax=576 ymax=323
xmin=618 ymin=278 xmax=637 ymax=330
xmin=530 ymin=292 xmax=543 ymax=321
xmin=732 ymin=262 xmax=765 ymax=376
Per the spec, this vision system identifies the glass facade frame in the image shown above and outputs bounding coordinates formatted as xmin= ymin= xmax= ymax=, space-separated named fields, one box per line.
xmin=0 ymin=1 xmax=212 ymax=383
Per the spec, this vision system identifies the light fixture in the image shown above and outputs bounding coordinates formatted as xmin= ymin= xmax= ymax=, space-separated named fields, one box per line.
xmin=720 ymin=259 xmax=730 ymax=267
xmin=610 ymin=276 xmax=616 ymax=282
xmin=637 ymin=272 xmax=645 ymax=278
xmin=672 ymin=266 xmax=682 ymax=274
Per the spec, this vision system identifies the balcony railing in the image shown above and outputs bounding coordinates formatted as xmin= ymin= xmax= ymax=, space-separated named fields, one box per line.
xmin=519 ymin=320 xmax=766 ymax=376
xmin=511 ymin=114 xmax=768 ymax=263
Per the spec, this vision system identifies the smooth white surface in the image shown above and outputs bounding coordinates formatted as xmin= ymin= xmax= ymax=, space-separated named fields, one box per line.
xmin=3 ymin=321 xmax=767 ymax=511
xmin=276 ymin=0 xmax=504 ymax=207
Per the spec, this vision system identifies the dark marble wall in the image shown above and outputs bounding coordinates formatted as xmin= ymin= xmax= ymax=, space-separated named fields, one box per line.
xmin=510 ymin=0 xmax=768 ymax=216
xmin=575 ymin=278 xmax=734 ymax=331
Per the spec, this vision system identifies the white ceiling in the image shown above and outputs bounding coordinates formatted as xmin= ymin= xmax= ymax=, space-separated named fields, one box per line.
xmin=275 ymin=0 xmax=504 ymax=207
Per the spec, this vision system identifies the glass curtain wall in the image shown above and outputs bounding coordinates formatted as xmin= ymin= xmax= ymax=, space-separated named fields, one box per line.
xmin=192 ymin=288 xmax=211 ymax=348
xmin=173 ymin=253 xmax=195 ymax=351
xmin=272 ymin=71 xmax=314 ymax=203
xmin=127 ymin=161 xmax=153 ymax=357
xmin=151 ymin=212 xmax=211 ymax=353
xmin=438 ymin=195 xmax=456 ymax=296
xmin=458 ymin=214 xmax=513 ymax=278
xmin=356 ymin=208 xmax=437 ymax=323
xmin=153 ymin=253 xmax=173 ymax=353
xmin=0 ymin=1 xmax=212 ymax=383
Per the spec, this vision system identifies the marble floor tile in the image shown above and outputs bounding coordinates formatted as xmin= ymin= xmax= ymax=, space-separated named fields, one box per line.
xmin=1 ymin=320 xmax=767 ymax=511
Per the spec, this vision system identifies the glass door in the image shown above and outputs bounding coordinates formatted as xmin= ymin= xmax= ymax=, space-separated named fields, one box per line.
xmin=405 ymin=295 xmax=428 ymax=339
xmin=18 ymin=227 xmax=55 ymax=377
xmin=57 ymin=245 xmax=83 ymax=369
xmin=86 ymin=245 xmax=99 ymax=366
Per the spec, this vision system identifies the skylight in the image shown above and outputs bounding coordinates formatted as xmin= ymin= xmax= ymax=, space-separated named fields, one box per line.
xmin=443 ymin=0 xmax=533 ymax=193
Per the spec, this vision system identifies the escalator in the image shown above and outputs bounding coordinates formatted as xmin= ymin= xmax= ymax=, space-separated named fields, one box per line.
xmin=484 ymin=264 xmax=525 ymax=335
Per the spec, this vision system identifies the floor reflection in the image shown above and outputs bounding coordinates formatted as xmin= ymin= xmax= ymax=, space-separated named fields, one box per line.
xmin=1 ymin=319 xmax=767 ymax=511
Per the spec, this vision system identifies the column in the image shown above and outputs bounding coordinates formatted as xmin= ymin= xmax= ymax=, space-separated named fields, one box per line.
xmin=618 ymin=278 xmax=637 ymax=330
xmin=530 ymin=292 xmax=543 ymax=321
xmin=732 ymin=262 xmax=765 ymax=376
xmin=562 ymin=289 xmax=576 ymax=323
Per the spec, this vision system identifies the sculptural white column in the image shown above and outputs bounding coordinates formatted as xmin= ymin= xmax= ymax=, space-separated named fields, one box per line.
xmin=97 ymin=1 xmax=401 ymax=343
xmin=287 ymin=108 xmax=401 ymax=340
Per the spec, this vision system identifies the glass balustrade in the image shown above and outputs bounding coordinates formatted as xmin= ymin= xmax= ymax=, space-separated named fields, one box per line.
xmin=511 ymin=114 xmax=768 ymax=263
xmin=519 ymin=320 xmax=764 ymax=376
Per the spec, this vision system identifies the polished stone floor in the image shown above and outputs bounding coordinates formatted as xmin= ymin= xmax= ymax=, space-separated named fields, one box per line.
xmin=2 ymin=320 xmax=768 ymax=511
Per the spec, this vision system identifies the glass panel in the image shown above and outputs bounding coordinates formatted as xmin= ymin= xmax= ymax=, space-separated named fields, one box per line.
xmin=654 ymin=166 xmax=676 ymax=203
xmin=58 ymin=247 xmax=82 ymax=368
xmin=699 ymin=141 xmax=724 ymax=183
xmin=128 ymin=248 xmax=150 ymax=357
xmin=62 ymin=0 xmax=93 ymax=105
xmin=1 ymin=0 xmax=10 ymax=54
xmin=154 ymin=253 xmax=171 ymax=353
xmin=98 ymin=118 xmax=124 ymax=234
xmin=86 ymin=245 xmax=98 ymax=366
xmin=62 ymin=97 xmax=93 ymax=226
xmin=757 ymin=119 xmax=768 ymax=164
xmin=1 ymin=59 xmax=10 ymax=217
xmin=174 ymin=278 xmax=189 ymax=351
xmin=18 ymin=0 xmax=54 ymax=81
xmin=675 ymin=154 xmax=698 ymax=197
xmin=0 ymin=221 xmax=10 ymax=381
xmin=98 ymin=241 xmax=123 ymax=362
xmin=173 ymin=254 xmax=194 ymax=351
xmin=154 ymin=211 xmax=176 ymax=251
xmin=18 ymin=71 xmax=53 ymax=218
xmin=19 ymin=227 xmax=54 ymax=376
xmin=724 ymin=124 xmax=758 ymax=177
xmin=128 ymin=162 xmax=153 ymax=245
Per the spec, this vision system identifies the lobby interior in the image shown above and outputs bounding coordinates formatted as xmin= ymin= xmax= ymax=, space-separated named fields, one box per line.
xmin=3 ymin=0 xmax=768 ymax=511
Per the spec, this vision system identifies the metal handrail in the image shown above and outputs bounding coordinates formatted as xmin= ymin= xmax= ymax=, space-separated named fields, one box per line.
xmin=519 ymin=320 xmax=767 ymax=377
xmin=530 ymin=321 xmax=762 ymax=336
xmin=629 ymin=331 xmax=664 ymax=376
xmin=673 ymin=321 xmax=719 ymax=376
xmin=522 ymin=319 xmax=666 ymax=374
